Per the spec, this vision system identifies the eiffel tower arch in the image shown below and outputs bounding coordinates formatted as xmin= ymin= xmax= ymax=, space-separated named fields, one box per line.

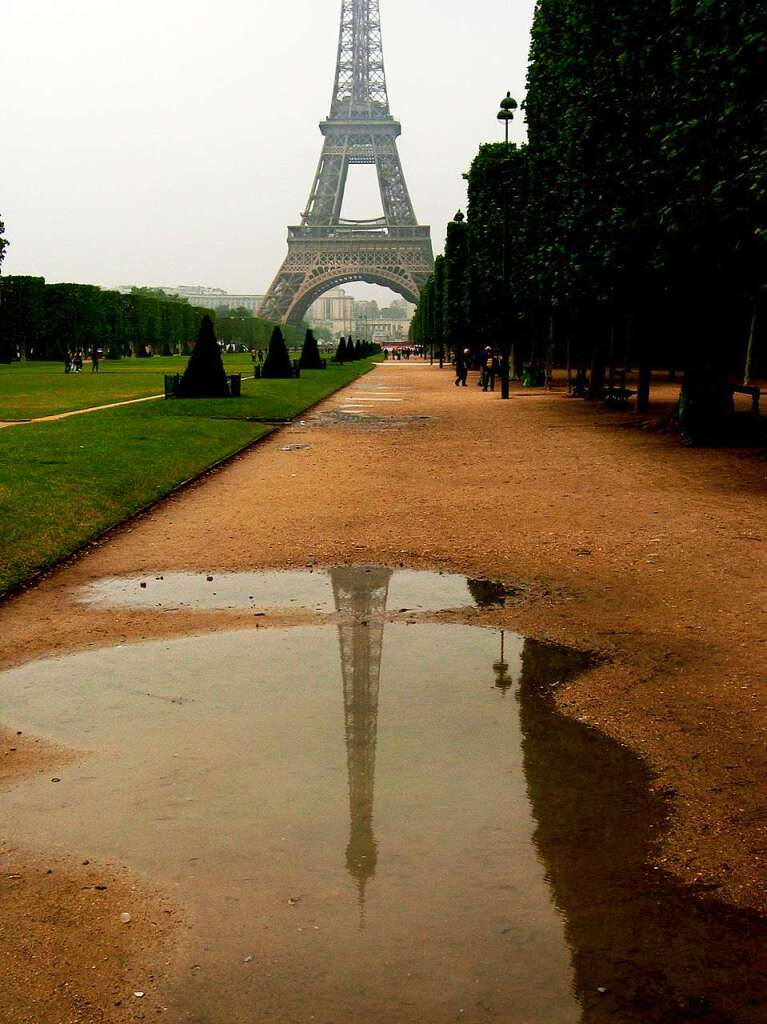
xmin=259 ymin=0 xmax=434 ymax=325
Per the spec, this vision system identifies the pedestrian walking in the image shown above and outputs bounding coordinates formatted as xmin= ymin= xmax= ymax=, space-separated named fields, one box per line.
xmin=481 ymin=347 xmax=497 ymax=391
xmin=455 ymin=348 xmax=471 ymax=387
xmin=91 ymin=347 xmax=100 ymax=372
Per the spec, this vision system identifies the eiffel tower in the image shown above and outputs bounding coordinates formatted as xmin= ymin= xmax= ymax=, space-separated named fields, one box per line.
xmin=259 ymin=0 xmax=434 ymax=325
xmin=330 ymin=567 xmax=393 ymax=926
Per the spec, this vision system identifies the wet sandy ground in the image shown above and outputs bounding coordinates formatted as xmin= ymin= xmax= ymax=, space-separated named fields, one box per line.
xmin=1 ymin=365 xmax=766 ymax=1018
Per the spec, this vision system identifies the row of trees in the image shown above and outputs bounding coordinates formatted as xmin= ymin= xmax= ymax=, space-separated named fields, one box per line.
xmin=0 ymin=276 xmax=313 ymax=363
xmin=412 ymin=1 xmax=767 ymax=440
xmin=215 ymin=307 xmax=309 ymax=350
xmin=0 ymin=216 xmax=7 ymax=276
xmin=334 ymin=336 xmax=380 ymax=363
xmin=0 ymin=277 xmax=218 ymax=362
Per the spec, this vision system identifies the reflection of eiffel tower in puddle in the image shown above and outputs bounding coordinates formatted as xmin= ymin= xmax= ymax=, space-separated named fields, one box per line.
xmin=330 ymin=567 xmax=393 ymax=927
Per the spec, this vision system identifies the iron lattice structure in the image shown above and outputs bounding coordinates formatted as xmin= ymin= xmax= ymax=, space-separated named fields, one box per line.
xmin=259 ymin=0 xmax=433 ymax=324
xmin=330 ymin=567 xmax=393 ymax=921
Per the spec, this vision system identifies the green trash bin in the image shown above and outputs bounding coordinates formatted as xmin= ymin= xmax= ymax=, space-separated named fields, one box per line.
xmin=228 ymin=374 xmax=242 ymax=398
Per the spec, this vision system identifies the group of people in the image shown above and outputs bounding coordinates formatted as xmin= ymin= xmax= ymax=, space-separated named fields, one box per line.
xmin=383 ymin=347 xmax=418 ymax=361
xmin=455 ymin=346 xmax=499 ymax=391
xmin=64 ymin=348 xmax=100 ymax=373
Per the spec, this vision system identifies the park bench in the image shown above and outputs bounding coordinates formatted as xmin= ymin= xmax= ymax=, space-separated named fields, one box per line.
xmin=521 ymin=362 xmax=546 ymax=388
xmin=604 ymin=368 xmax=636 ymax=408
xmin=567 ymin=368 xmax=588 ymax=397
xmin=730 ymin=383 xmax=761 ymax=417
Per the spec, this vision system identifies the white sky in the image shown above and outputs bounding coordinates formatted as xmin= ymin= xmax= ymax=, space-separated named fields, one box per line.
xmin=0 ymin=0 xmax=534 ymax=302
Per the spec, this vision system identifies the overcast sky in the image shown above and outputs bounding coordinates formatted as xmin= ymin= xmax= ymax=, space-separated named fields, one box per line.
xmin=1 ymin=0 xmax=534 ymax=302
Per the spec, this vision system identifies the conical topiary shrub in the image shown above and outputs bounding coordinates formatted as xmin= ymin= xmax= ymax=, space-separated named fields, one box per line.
xmin=299 ymin=328 xmax=324 ymax=370
xmin=335 ymin=337 xmax=347 ymax=363
xmin=354 ymin=339 xmax=362 ymax=360
xmin=178 ymin=315 xmax=228 ymax=398
xmin=262 ymin=326 xmax=293 ymax=379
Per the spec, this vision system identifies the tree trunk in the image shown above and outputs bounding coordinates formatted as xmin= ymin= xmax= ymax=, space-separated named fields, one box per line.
xmin=606 ymin=320 xmax=617 ymax=394
xmin=743 ymin=302 xmax=758 ymax=387
xmin=678 ymin=296 xmax=734 ymax=444
xmin=546 ymin=314 xmax=555 ymax=389
xmin=637 ymin=363 xmax=652 ymax=414
xmin=586 ymin=314 xmax=608 ymax=400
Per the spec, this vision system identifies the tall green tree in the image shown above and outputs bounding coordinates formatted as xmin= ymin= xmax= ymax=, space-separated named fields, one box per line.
xmin=0 ymin=216 xmax=8 ymax=271
xmin=443 ymin=212 xmax=470 ymax=363
xmin=0 ymin=276 xmax=45 ymax=359
xmin=433 ymin=256 xmax=446 ymax=364
xmin=429 ymin=0 xmax=767 ymax=438
xmin=0 ymin=218 xmax=12 ymax=362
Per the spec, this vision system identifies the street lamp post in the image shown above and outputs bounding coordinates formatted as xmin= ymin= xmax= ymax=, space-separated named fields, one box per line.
xmin=497 ymin=91 xmax=518 ymax=400
xmin=493 ymin=631 xmax=513 ymax=695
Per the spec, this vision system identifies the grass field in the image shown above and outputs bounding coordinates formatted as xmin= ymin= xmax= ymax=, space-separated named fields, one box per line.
xmin=0 ymin=360 xmax=375 ymax=595
xmin=0 ymin=354 xmax=310 ymax=420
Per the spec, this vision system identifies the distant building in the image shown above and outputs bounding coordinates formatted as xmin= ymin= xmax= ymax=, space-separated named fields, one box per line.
xmin=118 ymin=285 xmax=266 ymax=313
xmin=306 ymin=288 xmax=356 ymax=339
xmin=117 ymin=283 xmax=415 ymax=334
xmin=164 ymin=286 xmax=266 ymax=313
xmin=306 ymin=288 xmax=415 ymax=341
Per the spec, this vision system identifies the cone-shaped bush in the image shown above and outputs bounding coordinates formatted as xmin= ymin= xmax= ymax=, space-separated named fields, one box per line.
xmin=299 ymin=328 xmax=324 ymax=370
xmin=354 ymin=339 xmax=362 ymax=360
xmin=335 ymin=336 xmax=347 ymax=363
xmin=178 ymin=315 xmax=228 ymax=398
xmin=262 ymin=325 xmax=293 ymax=379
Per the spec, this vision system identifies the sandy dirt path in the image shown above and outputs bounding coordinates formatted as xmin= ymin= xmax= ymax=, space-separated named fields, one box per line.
xmin=1 ymin=361 xmax=766 ymax=1016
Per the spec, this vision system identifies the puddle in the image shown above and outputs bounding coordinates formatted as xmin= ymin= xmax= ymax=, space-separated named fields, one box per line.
xmin=1 ymin=569 xmax=766 ymax=1022
xmin=309 ymin=410 xmax=432 ymax=429
xmin=76 ymin=566 xmax=513 ymax=614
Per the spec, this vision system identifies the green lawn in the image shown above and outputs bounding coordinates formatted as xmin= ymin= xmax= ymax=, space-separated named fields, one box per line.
xmin=0 ymin=360 xmax=375 ymax=595
xmin=0 ymin=353 xmax=307 ymax=420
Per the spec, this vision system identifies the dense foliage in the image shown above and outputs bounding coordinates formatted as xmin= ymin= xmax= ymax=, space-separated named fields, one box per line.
xmin=0 ymin=277 xmax=310 ymax=366
xmin=0 ymin=216 xmax=7 ymax=271
xmin=215 ymin=307 xmax=306 ymax=350
xmin=443 ymin=213 xmax=470 ymax=357
xmin=412 ymin=0 xmax=767 ymax=439
xmin=0 ymin=276 xmax=216 ymax=361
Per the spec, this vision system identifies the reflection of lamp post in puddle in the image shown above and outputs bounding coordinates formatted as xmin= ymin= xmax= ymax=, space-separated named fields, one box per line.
xmin=330 ymin=567 xmax=393 ymax=928
xmin=493 ymin=631 xmax=513 ymax=695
